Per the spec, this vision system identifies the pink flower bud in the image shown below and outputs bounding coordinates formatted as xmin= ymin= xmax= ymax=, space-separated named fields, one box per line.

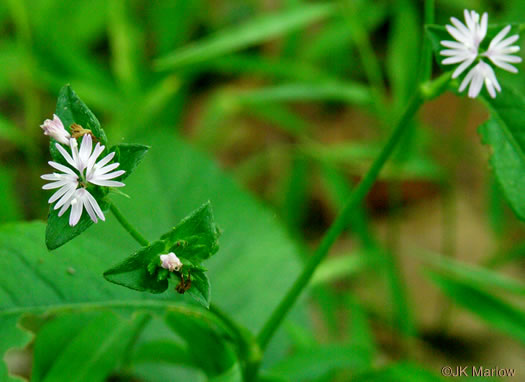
xmin=160 ymin=253 xmax=183 ymax=272
xmin=41 ymin=114 xmax=71 ymax=145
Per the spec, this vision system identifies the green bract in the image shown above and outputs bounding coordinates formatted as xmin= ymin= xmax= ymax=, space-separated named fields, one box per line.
xmin=45 ymin=85 xmax=149 ymax=250
xmin=104 ymin=202 xmax=220 ymax=307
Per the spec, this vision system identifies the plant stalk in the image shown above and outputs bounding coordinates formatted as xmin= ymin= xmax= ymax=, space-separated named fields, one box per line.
xmin=109 ymin=203 xmax=150 ymax=247
xmin=256 ymin=91 xmax=424 ymax=351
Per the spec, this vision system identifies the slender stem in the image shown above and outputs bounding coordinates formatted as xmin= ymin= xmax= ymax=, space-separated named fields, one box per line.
xmin=256 ymin=92 xmax=424 ymax=350
xmin=109 ymin=203 xmax=149 ymax=247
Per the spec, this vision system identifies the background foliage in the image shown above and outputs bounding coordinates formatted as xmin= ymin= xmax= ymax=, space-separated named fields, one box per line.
xmin=1 ymin=0 xmax=525 ymax=381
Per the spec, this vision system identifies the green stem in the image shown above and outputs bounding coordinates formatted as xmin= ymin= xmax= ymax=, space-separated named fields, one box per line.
xmin=256 ymin=91 xmax=424 ymax=351
xmin=109 ymin=203 xmax=149 ymax=247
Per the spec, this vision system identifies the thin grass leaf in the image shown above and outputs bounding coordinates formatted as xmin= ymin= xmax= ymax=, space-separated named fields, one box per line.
xmin=154 ymin=4 xmax=335 ymax=70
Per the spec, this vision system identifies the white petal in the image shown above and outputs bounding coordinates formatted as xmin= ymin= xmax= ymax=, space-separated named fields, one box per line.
xmin=440 ymin=40 xmax=466 ymax=49
xmin=94 ymin=151 xmax=116 ymax=169
xmin=48 ymin=161 xmax=77 ymax=176
xmin=89 ymin=179 xmax=125 ymax=187
xmin=459 ymin=65 xmax=476 ymax=92
xmin=78 ymin=134 xmax=93 ymax=167
xmin=54 ymin=184 xmax=77 ymax=209
xmin=69 ymin=197 xmax=83 ymax=226
xmin=95 ymin=162 xmax=120 ymax=175
xmin=452 ymin=56 xmax=475 ymax=78
xmin=55 ymin=143 xmax=78 ymax=170
xmin=84 ymin=190 xmax=105 ymax=221
xmin=489 ymin=25 xmax=511 ymax=51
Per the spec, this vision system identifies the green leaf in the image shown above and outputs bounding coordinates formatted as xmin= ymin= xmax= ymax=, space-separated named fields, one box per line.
xmin=32 ymin=312 xmax=148 ymax=382
xmin=161 ymin=201 xmax=220 ymax=263
xmin=479 ymin=83 xmax=525 ymax=220
xmin=103 ymin=241 xmax=168 ymax=293
xmin=111 ymin=143 xmax=150 ymax=181
xmin=53 ymin=84 xmax=107 ymax=152
xmin=421 ymin=251 xmax=525 ymax=296
xmin=155 ymin=3 xmax=335 ymax=70
xmin=427 ymin=270 xmax=525 ymax=345
xmin=104 ymin=202 xmax=219 ymax=305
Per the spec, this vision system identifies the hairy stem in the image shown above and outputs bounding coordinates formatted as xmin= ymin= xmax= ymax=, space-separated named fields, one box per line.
xmin=109 ymin=203 xmax=149 ymax=247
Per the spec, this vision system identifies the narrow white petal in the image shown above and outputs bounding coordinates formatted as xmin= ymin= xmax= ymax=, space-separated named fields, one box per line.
xmin=58 ymin=198 xmax=72 ymax=217
xmin=440 ymin=40 xmax=466 ymax=49
xmin=54 ymin=184 xmax=77 ymax=209
xmin=69 ymin=198 xmax=83 ymax=226
xmin=498 ymin=34 xmax=519 ymax=49
xmin=468 ymin=70 xmax=483 ymax=98
xmin=446 ymin=25 xmax=470 ymax=45
xmin=489 ymin=25 xmax=511 ymax=51
xmin=95 ymin=162 xmax=120 ymax=175
xmin=79 ymin=134 xmax=93 ymax=166
xmin=459 ymin=65 xmax=476 ymax=92
xmin=84 ymin=190 xmax=105 ymax=221
xmin=450 ymin=17 xmax=470 ymax=40
xmin=55 ymin=143 xmax=77 ymax=169
xmin=94 ymin=170 xmax=125 ymax=180
xmin=452 ymin=56 xmax=475 ymax=78
xmin=48 ymin=183 xmax=74 ymax=203
xmin=89 ymin=179 xmax=125 ymax=187
xmin=82 ymin=195 xmax=98 ymax=223
xmin=48 ymin=161 xmax=77 ymax=176
xmin=479 ymin=13 xmax=488 ymax=41
xmin=41 ymin=173 xmax=61 ymax=181
xmin=94 ymin=151 xmax=116 ymax=169
xmin=43 ymin=180 xmax=70 ymax=190
xmin=86 ymin=143 xmax=105 ymax=173
xmin=491 ymin=59 xmax=518 ymax=73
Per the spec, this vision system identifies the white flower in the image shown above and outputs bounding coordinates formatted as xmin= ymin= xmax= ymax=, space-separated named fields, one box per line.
xmin=441 ymin=10 xmax=488 ymax=78
xmin=440 ymin=10 xmax=521 ymax=99
xmin=482 ymin=25 xmax=522 ymax=73
xmin=40 ymin=114 xmax=71 ymax=146
xmin=41 ymin=134 xmax=126 ymax=226
xmin=160 ymin=253 xmax=183 ymax=272
xmin=459 ymin=60 xmax=501 ymax=99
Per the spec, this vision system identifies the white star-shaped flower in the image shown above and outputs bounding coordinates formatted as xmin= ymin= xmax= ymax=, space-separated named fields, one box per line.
xmin=441 ymin=10 xmax=487 ymax=78
xmin=160 ymin=253 xmax=183 ymax=272
xmin=41 ymin=134 xmax=125 ymax=226
xmin=440 ymin=9 xmax=521 ymax=98
xmin=482 ymin=25 xmax=522 ymax=73
xmin=40 ymin=114 xmax=71 ymax=146
xmin=459 ymin=60 xmax=501 ymax=99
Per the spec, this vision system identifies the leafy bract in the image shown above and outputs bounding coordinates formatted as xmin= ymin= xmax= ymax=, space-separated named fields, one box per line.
xmin=44 ymin=86 xmax=148 ymax=250
xmin=103 ymin=240 xmax=169 ymax=294
xmin=479 ymin=83 xmax=525 ymax=221
xmin=103 ymin=202 xmax=219 ymax=306
xmin=111 ymin=143 xmax=150 ymax=181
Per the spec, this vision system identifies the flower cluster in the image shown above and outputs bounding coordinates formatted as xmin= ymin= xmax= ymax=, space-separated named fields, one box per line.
xmin=41 ymin=116 xmax=125 ymax=226
xmin=441 ymin=10 xmax=521 ymax=98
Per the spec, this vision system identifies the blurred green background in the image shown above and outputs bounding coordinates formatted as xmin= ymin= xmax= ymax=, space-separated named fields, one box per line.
xmin=1 ymin=0 xmax=525 ymax=381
